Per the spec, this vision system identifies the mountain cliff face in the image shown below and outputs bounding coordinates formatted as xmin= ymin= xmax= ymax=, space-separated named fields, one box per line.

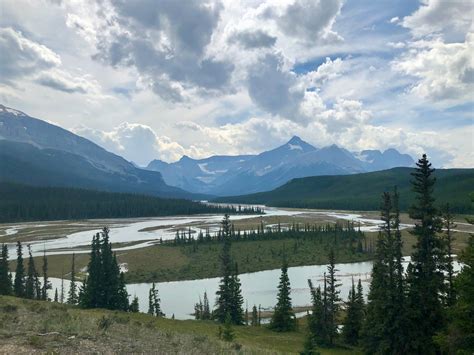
xmin=147 ymin=135 xmax=415 ymax=196
xmin=0 ymin=105 xmax=198 ymax=199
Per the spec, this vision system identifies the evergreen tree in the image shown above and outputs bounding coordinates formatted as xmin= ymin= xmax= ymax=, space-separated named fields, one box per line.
xmin=0 ymin=244 xmax=12 ymax=295
xmin=54 ymin=288 xmax=58 ymax=302
xmin=435 ymin=217 xmax=474 ymax=353
xmin=13 ymin=241 xmax=25 ymax=297
xmin=202 ymin=292 xmax=211 ymax=320
xmin=442 ymin=203 xmax=456 ymax=306
xmin=229 ymin=262 xmax=245 ymax=325
xmin=270 ymin=260 xmax=296 ymax=331
xmin=129 ymin=296 xmax=140 ymax=313
xmin=60 ymin=270 xmax=65 ymax=303
xmin=116 ymin=271 xmax=129 ymax=311
xmin=405 ymin=154 xmax=445 ymax=353
xmin=215 ymin=214 xmax=234 ymax=323
xmin=251 ymin=305 xmax=258 ymax=326
xmin=305 ymin=280 xmax=329 ymax=350
xmin=41 ymin=250 xmax=51 ymax=301
xmin=25 ymin=245 xmax=40 ymax=299
xmin=148 ymin=282 xmax=163 ymax=316
xmin=221 ymin=313 xmax=235 ymax=342
xmin=343 ymin=279 xmax=364 ymax=345
xmin=362 ymin=189 xmax=406 ymax=354
xmin=325 ymin=249 xmax=341 ymax=346
xmin=67 ymin=253 xmax=78 ymax=305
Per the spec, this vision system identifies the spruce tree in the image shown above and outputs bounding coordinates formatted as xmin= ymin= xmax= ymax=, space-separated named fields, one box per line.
xmin=54 ymin=288 xmax=58 ymax=302
xmin=362 ymin=189 xmax=406 ymax=354
xmin=0 ymin=244 xmax=12 ymax=295
xmin=270 ymin=260 xmax=296 ymax=332
xmin=202 ymin=292 xmax=211 ymax=320
xmin=13 ymin=241 xmax=25 ymax=297
xmin=442 ymin=203 xmax=456 ymax=306
xmin=25 ymin=245 xmax=39 ymax=299
xmin=343 ymin=279 xmax=364 ymax=345
xmin=215 ymin=214 xmax=234 ymax=323
xmin=325 ymin=249 xmax=340 ymax=346
xmin=129 ymin=296 xmax=140 ymax=313
xmin=405 ymin=154 xmax=445 ymax=353
xmin=251 ymin=305 xmax=258 ymax=326
xmin=221 ymin=313 xmax=235 ymax=342
xmin=67 ymin=253 xmax=78 ymax=305
xmin=41 ymin=250 xmax=51 ymax=301
xmin=305 ymin=279 xmax=329 ymax=350
xmin=148 ymin=282 xmax=163 ymax=316
xmin=229 ymin=262 xmax=244 ymax=325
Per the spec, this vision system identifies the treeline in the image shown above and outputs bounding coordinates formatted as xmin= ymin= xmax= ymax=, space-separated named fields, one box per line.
xmin=0 ymin=182 xmax=263 ymax=222
xmin=215 ymin=167 xmax=474 ymax=214
xmin=171 ymin=221 xmax=368 ymax=254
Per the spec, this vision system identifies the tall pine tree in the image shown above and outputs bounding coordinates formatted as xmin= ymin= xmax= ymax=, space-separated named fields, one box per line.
xmin=25 ymin=245 xmax=40 ymax=299
xmin=325 ymin=249 xmax=341 ymax=346
xmin=269 ymin=260 xmax=296 ymax=331
xmin=41 ymin=250 xmax=50 ymax=301
xmin=14 ymin=241 xmax=25 ymax=297
xmin=405 ymin=154 xmax=445 ymax=353
xmin=0 ymin=244 xmax=12 ymax=295
xmin=67 ymin=253 xmax=78 ymax=305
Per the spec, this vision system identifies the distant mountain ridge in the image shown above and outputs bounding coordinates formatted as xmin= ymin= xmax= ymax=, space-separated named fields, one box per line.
xmin=214 ymin=167 xmax=474 ymax=214
xmin=147 ymin=135 xmax=415 ymax=196
xmin=0 ymin=104 xmax=201 ymax=199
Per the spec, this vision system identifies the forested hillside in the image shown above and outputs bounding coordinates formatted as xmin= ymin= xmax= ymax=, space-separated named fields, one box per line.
xmin=0 ymin=183 xmax=261 ymax=222
xmin=215 ymin=168 xmax=474 ymax=213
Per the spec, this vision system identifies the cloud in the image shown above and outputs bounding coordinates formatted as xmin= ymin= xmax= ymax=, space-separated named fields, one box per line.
xmin=247 ymin=53 xmax=304 ymax=120
xmin=0 ymin=26 xmax=102 ymax=95
xmin=35 ymin=69 xmax=101 ymax=94
xmin=228 ymin=29 xmax=276 ymax=49
xmin=277 ymin=0 xmax=344 ymax=44
xmin=0 ymin=27 xmax=60 ymax=83
xmin=402 ymin=0 xmax=473 ymax=38
xmin=392 ymin=33 xmax=474 ymax=103
xmin=74 ymin=122 xmax=205 ymax=165
xmin=90 ymin=0 xmax=234 ymax=102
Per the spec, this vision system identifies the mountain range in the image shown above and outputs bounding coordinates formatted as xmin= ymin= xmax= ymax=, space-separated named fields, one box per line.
xmin=0 ymin=105 xmax=199 ymax=199
xmin=0 ymin=104 xmax=415 ymax=198
xmin=147 ymin=136 xmax=415 ymax=196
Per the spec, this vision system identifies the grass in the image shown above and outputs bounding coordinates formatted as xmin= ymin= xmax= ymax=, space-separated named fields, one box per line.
xmin=0 ymin=296 xmax=361 ymax=354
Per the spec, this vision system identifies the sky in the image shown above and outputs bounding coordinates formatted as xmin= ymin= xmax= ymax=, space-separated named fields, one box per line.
xmin=0 ymin=0 xmax=473 ymax=167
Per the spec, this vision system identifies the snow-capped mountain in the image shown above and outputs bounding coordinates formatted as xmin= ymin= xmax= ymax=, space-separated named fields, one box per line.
xmin=146 ymin=136 xmax=415 ymax=196
xmin=0 ymin=104 xmax=200 ymax=199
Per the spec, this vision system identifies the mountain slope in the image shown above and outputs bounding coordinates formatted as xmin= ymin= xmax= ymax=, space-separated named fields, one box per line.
xmin=0 ymin=105 xmax=199 ymax=199
xmin=214 ymin=168 xmax=474 ymax=213
xmin=147 ymin=135 xmax=415 ymax=196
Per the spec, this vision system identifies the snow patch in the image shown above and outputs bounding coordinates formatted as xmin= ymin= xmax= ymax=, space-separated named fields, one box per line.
xmin=288 ymin=144 xmax=303 ymax=151
xmin=1 ymin=106 xmax=25 ymax=117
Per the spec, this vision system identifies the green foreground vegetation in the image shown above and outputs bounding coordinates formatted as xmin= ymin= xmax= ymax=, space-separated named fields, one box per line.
xmin=0 ymin=296 xmax=360 ymax=354
xmin=0 ymin=182 xmax=262 ymax=223
xmin=215 ymin=167 xmax=474 ymax=214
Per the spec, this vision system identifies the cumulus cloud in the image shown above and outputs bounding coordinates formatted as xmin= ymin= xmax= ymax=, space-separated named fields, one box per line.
xmin=0 ymin=27 xmax=60 ymax=83
xmin=247 ymin=53 xmax=304 ymax=120
xmin=402 ymin=0 xmax=473 ymax=38
xmin=228 ymin=29 xmax=276 ymax=49
xmin=89 ymin=0 xmax=234 ymax=102
xmin=277 ymin=0 xmax=344 ymax=44
xmin=0 ymin=26 xmax=101 ymax=95
xmin=74 ymin=122 xmax=205 ymax=165
xmin=392 ymin=33 xmax=474 ymax=103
